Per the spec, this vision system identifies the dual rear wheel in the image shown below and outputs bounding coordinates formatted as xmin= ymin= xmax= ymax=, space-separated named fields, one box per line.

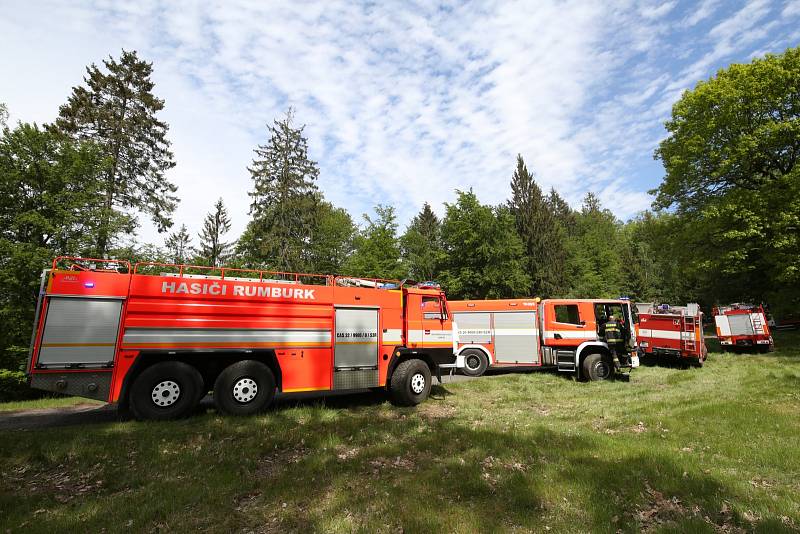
xmin=129 ymin=360 xmax=276 ymax=420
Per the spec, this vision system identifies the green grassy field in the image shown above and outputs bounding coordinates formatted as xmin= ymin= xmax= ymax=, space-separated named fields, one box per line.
xmin=1 ymin=332 xmax=799 ymax=533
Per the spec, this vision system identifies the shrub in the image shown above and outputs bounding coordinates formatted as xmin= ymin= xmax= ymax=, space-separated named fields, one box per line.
xmin=0 ymin=369 xmax=39 ymax=402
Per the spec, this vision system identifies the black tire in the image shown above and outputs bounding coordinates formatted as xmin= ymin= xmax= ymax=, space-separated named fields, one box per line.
xmin=213 ymin=360 xmax=276 ymax=416
xmin=129 ymin=361 xmax=203 ymax=421
xmin=461 ymin=349 xmax=489 ymax=377
xmin=582 ymin=353 xmax=613 ymax=381
xmin=389 ymin=359 xmax=432 ymax=406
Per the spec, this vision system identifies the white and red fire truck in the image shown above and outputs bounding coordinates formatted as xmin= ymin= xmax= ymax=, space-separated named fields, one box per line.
xmin=635 ymin=303 xmax=707 ymax=366
xmin=26 ymin=257 xmax=459 ymax=420
xmin=713 ymin=303 xmax=774 ymax=352
xmin=449 ymin=298 xmax=639 ymax=380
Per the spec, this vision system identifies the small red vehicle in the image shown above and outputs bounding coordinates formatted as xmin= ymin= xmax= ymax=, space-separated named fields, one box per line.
xmin=713 ymin=303 xmax=774 ymax=352
xmin=635 ymin=303 xmax=707 ymax=367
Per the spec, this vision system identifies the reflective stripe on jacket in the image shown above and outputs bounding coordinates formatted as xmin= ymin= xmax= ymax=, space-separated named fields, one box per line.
xmin=603 ymin=321 xmax=624 ymax=343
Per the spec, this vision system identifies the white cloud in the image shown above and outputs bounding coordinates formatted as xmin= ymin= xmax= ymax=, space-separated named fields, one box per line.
xmin=0 ymin=0 xmax=796 ymax=247
xmin=782 ymin=0 xmax=800 ymax=16
xmin=684 ymin=0 xmax=721 ymax=26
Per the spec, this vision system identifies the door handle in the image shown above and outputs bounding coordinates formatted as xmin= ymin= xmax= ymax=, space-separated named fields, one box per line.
xmin=424 ymin=329 xmax=431 ymax=334
xmin=554 ymin=334 xmax=563 ymax=340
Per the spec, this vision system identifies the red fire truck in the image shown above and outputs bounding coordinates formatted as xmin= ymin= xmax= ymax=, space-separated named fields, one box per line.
xmin=449 ymin=298 xmax=639 ymax=380
xmin=713 ymin=303 xmax=774 ymax=352
xmin=26 ymin=257 xmax=458 ymax=420
xmin=635 ymin=303 xmax=707 ymax=366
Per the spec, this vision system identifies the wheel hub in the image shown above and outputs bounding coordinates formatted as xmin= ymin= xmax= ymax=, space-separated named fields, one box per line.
xmin=595 ymin=360 xmax=611 ymax=378
xmin=466 ymin=355 xmax=481 ymax=370
xmin=410 ymin=373 xmax=426 ymax=394
xmin=151 ymin=380 xmax=181 ymax=407
xmin=233 ymin=377 xmax=258 ymax=403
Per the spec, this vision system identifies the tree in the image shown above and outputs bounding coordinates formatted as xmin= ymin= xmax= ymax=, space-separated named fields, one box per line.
xmin=400 ymin=202 xmax=443 ymax=282
xmin=508 ymin=155 xmax=567 ymax=297
xmin=55 ymin=49 xmax=177 ymax=256
xmin=546 ymin=187 xmax=576 ymax=233
xmin=164 ymin=224 xmax=192 ymax=264
xmin=196 ymin=198 xmax=233 ymax=267
xmin=306 ymin=200 xmax=356 ymax=274
xmin=564 ymin=193 xmax=624 ymax=298
xmin=0 ymin=123 xmax=105 ymax=370
xmin=344 ymin=205 xmax=405 ymax=280
xmin=653 ymin=46 xmax=800 ymax=313
xmin=439 ymin=190 xmax=530 ymax=299
xmin=0 ymin=103 xmax=8 ymax=128
xmin=240 ymin=109 xmax=319 ymax=271
xmin=618 ymin=216 xmax=663 ymax=302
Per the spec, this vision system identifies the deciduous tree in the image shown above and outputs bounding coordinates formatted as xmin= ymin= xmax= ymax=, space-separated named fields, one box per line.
xmin=306 ymin=199 xmax=355 ymax=274
xmin=653 ymin=46 xmax=800 ymax=311
xmin=344 ymin=205 xmax=405 ymax=280
xmin=439 ymin=190 xmax=529 ymax=299
xmin=0 ymin=123 xmax=105 ymax=369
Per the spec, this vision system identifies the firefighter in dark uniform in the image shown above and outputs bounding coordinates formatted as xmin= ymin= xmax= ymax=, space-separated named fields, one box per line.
xmin=602 ymin=313 xmax=627 ymax=369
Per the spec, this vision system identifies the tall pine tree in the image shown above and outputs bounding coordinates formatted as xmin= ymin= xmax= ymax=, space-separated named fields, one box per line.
xmin=400 ymin=202 xmax=443 ymax=282
xmin=164 ymin=224 xmax=192 ymax=264
xmin=509 ymin=155 xmax=566 ymax=297
xmin=240 ymin=109 xmax=319 ymax=271
xmin=546 ymin=187 xmax=576 ymax=234
xmin=196 ymin=198 xmax=233 ymax=267
xmin=55 ymin=50 xmax=177 ymax=256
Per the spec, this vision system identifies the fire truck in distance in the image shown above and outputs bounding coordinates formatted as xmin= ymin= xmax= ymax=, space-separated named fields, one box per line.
xmin=713 ymin=303 xmax=774 ymax=352
xmin=449 ymin=298 xmax=639 ymax=380
xmin=635 ymin=303 xmax=707 ymax=366
xmin=26 ymin=257 xmax=459 ymax=420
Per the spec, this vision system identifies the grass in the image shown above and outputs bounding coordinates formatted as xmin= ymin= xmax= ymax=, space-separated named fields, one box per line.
xmin=0 ymin=395 xmax=102 ymax=412
xmin=1 ymin=332 xmax=799 ymax=533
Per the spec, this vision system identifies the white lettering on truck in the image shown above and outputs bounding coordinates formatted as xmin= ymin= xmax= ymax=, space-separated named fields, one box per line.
xmin=162 ymin=280 xmax=315 ymax=300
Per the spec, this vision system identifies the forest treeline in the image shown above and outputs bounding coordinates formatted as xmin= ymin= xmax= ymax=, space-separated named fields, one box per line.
xmin=1 ymin=47 xmax=798 ymax=387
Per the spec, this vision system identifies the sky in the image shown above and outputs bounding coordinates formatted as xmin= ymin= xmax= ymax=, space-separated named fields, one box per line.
xmin=1 ymin=0 xmax=799 ymax=246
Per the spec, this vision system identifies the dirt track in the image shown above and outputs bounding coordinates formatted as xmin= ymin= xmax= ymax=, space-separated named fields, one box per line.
xmin=0 ymin=372 xmax=477 ymax=431
xmin=0 ymin=403 xmax=119 ymax=431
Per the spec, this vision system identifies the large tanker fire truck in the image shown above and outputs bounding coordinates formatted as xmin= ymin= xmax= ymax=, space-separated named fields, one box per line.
xmin=449 ymin=298 xmax=639 ymax=380
xmin=26 ymin=257 xmax=459 ymax=420
xmin=635 ymin=303 xmax=707 ymax=366
xmin=713 ymin=303 xmax=774 ymax=352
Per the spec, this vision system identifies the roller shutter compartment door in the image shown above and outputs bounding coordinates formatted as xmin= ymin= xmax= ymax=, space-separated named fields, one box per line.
xmin=728 ymin=314 xmax=754 ymax=336
xmin=334 ymin=308 xmax=379 ymax=389
xmin=38 ymin=297 xmax=123 ymax=367
xmin=454 ymin=312 xmax=491 ymax=344
xmin=493 ymin=311 xmax=539 ymax=364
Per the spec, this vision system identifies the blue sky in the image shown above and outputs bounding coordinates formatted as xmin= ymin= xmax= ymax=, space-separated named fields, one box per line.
xmin=1 ymin=0 xmax=799 ymax=245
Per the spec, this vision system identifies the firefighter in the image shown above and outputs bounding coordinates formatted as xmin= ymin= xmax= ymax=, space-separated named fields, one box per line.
xmin=602 ymin=313 xmax=627 ymax=369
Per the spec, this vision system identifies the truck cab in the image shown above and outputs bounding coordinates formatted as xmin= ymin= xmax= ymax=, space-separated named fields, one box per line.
xmin=540 ymin=298 xmax=638 ymax=378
